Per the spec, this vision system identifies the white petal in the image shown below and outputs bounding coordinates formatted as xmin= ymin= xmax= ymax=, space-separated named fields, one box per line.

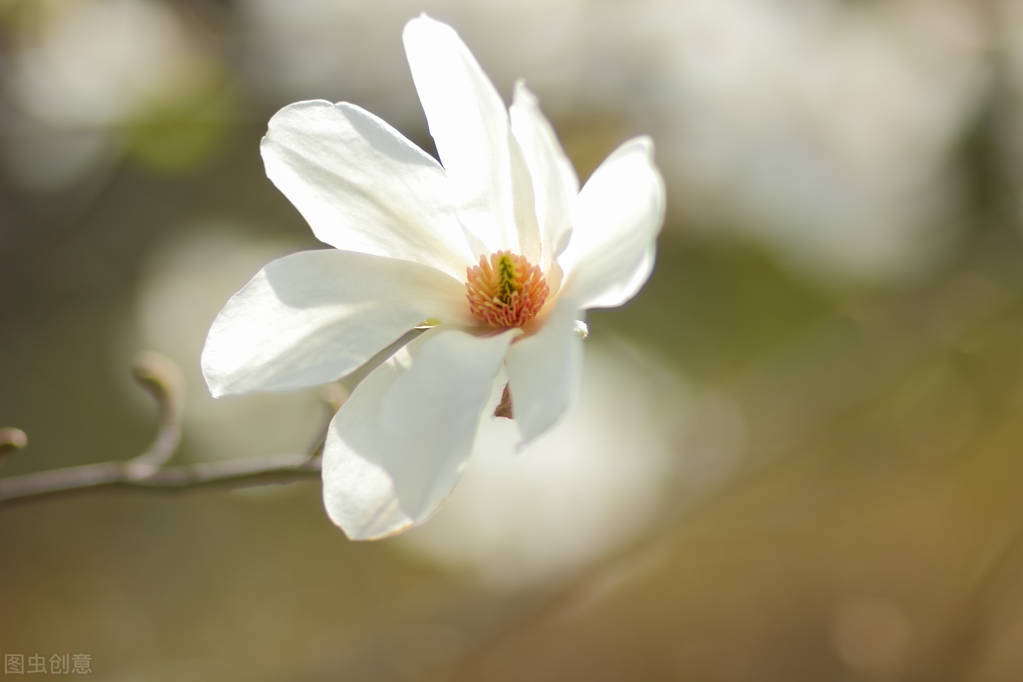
xmin=201 ymin=249 xmax=472 ymax=397
xmin=402 ymin=15 xmax=539 ymax=260
xmin=505 ymin=299 xmax=584 ymax=445
xmin=261 ymin=99 xmax=473 ymax=279
xmin=558 ymin=137 xmax=666 ymax=310
xmin=322 ymin=327 xmax=517 ymax=540
xmin=509 ymin=81 xmax=579 ymax=273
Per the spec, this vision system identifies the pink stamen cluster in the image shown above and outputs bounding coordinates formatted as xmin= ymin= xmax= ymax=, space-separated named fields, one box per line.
xmin=465 ymin=251 xmax=549 ymax=328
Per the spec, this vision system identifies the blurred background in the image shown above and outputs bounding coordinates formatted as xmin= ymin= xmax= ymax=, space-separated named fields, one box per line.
xmin=2 ymin=0 xmax=1023 ymax=679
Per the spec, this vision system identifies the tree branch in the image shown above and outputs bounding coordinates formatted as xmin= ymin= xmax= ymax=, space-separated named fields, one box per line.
xmin=0 ymin=352 xmax=323 ymax=508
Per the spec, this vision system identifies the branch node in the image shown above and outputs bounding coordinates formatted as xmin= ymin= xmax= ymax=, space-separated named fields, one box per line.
xmin=0 ymin=428 xmax=28 ymax=458
xmin=131 ymin=351 xmax=183 ymax=407
xmin=127 ymin=351 xmax=184 ymax=475
xmin=0 ymin=354 xmax=324 ymax=507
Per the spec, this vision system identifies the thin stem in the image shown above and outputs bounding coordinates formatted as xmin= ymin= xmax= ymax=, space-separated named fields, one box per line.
xmin=0 ymin=454 xmax=322 ymax=506
xmin=0 ymin=353 xmax=323 ymax=507
xmin=124 ymin=351 xmax=184 ymax=477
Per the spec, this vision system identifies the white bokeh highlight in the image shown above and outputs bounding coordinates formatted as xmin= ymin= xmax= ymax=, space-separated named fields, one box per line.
xmin=397 ymin=342 xmax=746 ymax=588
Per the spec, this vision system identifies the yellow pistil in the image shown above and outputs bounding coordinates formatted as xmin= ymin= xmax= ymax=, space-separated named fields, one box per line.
xmin=465 ymin=251 xmax=549 ymax=328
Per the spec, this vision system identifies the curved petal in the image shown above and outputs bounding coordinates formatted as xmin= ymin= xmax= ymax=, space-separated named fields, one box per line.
xmin=261 ymin=99 xmax=473 ymax=279
xmin=201 ymin=249 xmax=472 ymax=397
xmin=509 ymin=81 xmax=579 ymax=273
xmin=322 ymin=327 xmax=517 ymax=540
xmin=558 ymin=137 xmax=666 ymax=310
xmin=505 ymin=298 xmax=584 ymax=445
xmin=402 ymin=15 xmax=539 ymax=261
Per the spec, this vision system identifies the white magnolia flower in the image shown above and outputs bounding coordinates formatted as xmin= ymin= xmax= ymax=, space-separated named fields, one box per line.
xmin=201 ymin=15 xmax=665 ymax=540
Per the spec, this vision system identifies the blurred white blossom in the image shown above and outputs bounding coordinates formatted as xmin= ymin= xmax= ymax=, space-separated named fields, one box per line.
xmin=5 ymin=0 xmax=219 ymax=188
xmin=11 ymin=0 xmax=200 ymax=127
xmin=626 ymin=0 xmax=989 ymax=281
xmin=130 ymin=222 xmax=325 ymax=464
xmin=397 ymin=343 xmax=744 ymax=588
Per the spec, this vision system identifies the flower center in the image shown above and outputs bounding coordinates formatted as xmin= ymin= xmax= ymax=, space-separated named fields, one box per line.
xmin=465 ymin=251 xmax=549 ymax=328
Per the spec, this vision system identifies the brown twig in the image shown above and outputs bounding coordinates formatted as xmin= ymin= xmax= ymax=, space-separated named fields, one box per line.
xmin=0 ymin=353 xmax=323 ymax=507
xmin=0 ymin=453 xmax=323 ymax=506
xmin=125 ymin=351 xmax=184 ymax=477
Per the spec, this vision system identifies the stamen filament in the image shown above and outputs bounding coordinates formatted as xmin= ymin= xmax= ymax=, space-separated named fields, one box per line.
xmin=465 ymin=251 xmax=548 ymax=328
